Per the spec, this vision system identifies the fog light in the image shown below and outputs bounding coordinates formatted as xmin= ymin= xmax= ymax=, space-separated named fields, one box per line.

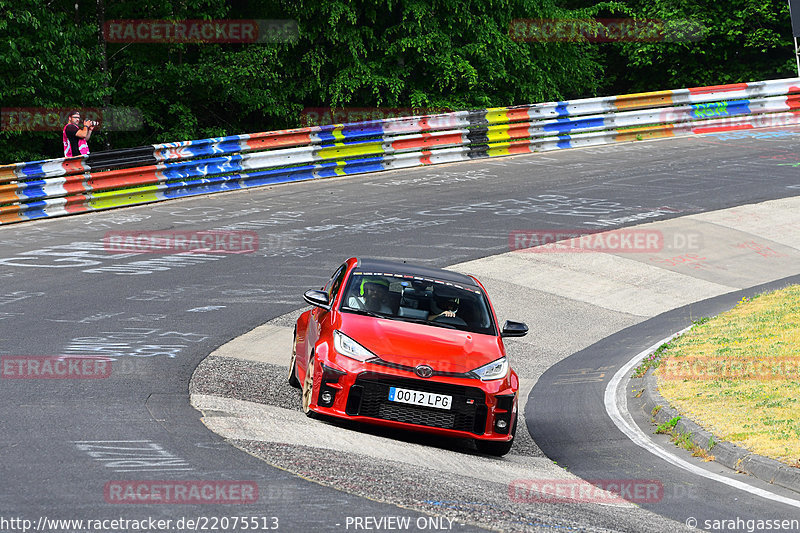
xmin=496 ymin=419 xmax=508 ymax=430
xmin=320 ymin=390 xmax=333 ymax=405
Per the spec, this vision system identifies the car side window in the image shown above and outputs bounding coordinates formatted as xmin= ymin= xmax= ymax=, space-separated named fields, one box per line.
xmin=325 ymin=264 xmax=347 ymax=300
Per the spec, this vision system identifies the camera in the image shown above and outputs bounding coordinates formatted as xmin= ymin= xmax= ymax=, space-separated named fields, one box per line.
xmin=84 ymin=119 xmax=97 ymax=128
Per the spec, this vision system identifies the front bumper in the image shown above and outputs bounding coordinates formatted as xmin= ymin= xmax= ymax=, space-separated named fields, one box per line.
xmin=312 ymin=362 xmax=517 ymax=441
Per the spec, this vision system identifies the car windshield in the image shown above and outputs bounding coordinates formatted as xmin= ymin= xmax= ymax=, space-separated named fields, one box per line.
xmin=340 ymin=271 xmax=497 ymax=335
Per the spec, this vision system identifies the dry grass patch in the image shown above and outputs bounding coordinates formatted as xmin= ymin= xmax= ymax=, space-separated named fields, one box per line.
xmin=655 ymin=285 xmax=800 ymax=466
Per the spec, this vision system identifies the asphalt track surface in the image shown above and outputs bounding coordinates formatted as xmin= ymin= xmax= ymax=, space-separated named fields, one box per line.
xmin=529 ymin=275 xmax=800 ymax=529
xmin=1 ymin=127 xmax=799 ymax=532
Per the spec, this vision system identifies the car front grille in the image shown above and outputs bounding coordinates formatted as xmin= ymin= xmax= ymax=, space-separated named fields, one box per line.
xmin=345 ymin=372 xmax=487 ymax=434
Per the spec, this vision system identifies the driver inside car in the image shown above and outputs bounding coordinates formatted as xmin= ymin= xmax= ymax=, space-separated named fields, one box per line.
xmin=348 ymin=278 xmax=393 ymax=314
xmin=429 ymin=293 xmax=465 ymax=325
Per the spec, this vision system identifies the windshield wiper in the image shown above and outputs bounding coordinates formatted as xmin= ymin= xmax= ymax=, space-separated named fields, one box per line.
xmin=343 ymin=308 xmax=462 ymax=330
xmin=396 ymin=316 xmax=460 ymax=329
xmin=396 ymin=316 xmax=430 ymax=325
xmin=429 ymin=321 xmax=458 ymax=330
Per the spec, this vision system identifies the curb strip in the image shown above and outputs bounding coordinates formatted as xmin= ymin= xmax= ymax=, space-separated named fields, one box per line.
xmin=637 ymin=371 xmax=800 ymax=495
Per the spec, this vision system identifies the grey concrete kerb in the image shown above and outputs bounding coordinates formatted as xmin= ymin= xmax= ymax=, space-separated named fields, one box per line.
xmin=639 ymin=369 xmax=800 ymax=494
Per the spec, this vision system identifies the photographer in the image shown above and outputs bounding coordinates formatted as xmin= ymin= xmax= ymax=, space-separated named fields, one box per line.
xmin=62 ymin=110 xmax=96 ymax=157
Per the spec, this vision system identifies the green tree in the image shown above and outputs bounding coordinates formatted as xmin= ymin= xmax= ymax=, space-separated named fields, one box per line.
xmin=280 ymin=0 xmax=608 ymax=111
xmin=0 ymin=0 xmax=108 ymax=162
xmin=100 ymin=0 xmax=294 ymax=144
xmin=605 ymin=0 xmax=796 ymax=92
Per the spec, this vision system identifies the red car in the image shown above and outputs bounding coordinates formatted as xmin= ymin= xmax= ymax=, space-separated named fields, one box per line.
xmin=289 ymin=257 xmax=528 ymax=456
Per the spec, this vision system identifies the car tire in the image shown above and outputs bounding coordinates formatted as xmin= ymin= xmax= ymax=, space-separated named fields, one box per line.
xmin=301 ymin=352 xmax=318 ymax=418
xmin=475 ymin=415 xmax=516 ymax=457
xmin=288 ymin=330 xmax=301 ymax=388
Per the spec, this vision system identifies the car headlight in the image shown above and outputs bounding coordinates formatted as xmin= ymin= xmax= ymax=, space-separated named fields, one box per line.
xmin=333 ymin=330 xmax=377 ymax=362
xmin=471 ymin=357 xmax=508 ymax=381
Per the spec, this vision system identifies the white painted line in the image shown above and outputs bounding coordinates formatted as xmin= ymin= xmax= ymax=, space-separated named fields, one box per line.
xmin=113 ymin=468 xmax=194 ymax=472
xmin=604 ymin=328 xmax=800 ymax=510
xmin=187 ymin=305 xmax=226 ymax=312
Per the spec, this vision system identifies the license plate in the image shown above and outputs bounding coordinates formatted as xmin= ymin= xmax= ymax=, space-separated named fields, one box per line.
xmin=388 ymin=387 xmax=452 ymax=410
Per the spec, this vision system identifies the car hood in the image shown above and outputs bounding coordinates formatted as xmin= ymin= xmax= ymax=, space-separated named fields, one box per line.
xmin=339 ymin=313 xmax=505 ymax=374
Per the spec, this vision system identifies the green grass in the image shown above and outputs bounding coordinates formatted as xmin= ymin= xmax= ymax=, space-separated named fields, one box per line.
xmin=654 ymin=285 xmax=800 ymax=466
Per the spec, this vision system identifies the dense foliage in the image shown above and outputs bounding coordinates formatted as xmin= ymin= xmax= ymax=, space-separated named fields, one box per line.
xmin=0 ymin=0 xmax=795 ymax=163
xmin=603 ymin=0 xmax=797 ymax=92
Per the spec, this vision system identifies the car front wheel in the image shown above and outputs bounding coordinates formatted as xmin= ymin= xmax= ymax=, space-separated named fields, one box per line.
xmin=288 ymin=331 xmax=301 ymax=388
xmin=301 ymin=353 xmax=317 ymax=418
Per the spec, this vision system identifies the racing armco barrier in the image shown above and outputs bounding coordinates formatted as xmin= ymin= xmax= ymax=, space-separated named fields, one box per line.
xmin=2 ymin=78 xmax=799 ymax=225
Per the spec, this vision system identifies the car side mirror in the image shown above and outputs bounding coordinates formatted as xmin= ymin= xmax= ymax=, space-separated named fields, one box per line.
xmin=303 ymin=289 xmax=331 ymax=310
xmin=501 ymin=320 xmax=528 ymax=338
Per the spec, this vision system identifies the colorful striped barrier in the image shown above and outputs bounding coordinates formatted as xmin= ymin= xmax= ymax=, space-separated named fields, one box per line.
xmin=2 ymin=77 xmax=799 ymax=225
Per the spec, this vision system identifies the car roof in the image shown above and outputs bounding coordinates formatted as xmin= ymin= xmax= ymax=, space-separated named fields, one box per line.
xmin=354 ymin=258 xmax=479 ymax=287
